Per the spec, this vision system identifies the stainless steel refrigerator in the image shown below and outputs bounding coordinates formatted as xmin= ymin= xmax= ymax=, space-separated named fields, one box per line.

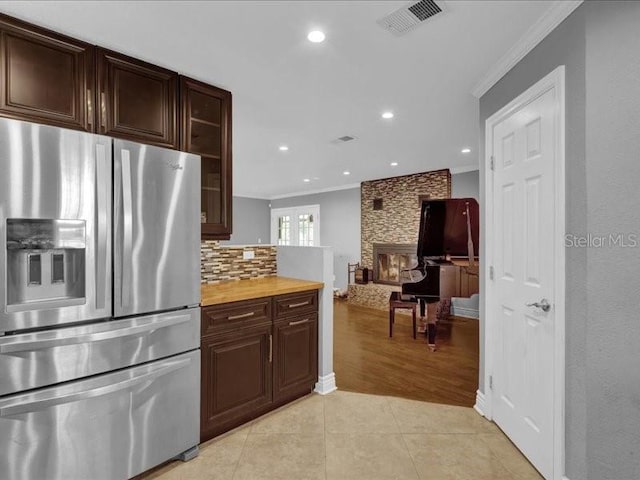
xmin=0 ymin=118 xmax=201 ymax=480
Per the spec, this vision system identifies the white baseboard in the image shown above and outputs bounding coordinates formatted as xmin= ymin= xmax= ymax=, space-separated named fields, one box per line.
xmin=314 ymin=373 xmax=337 ymax=395
xmin=562 ymin=476 xmax=571 ymax=480
xmin=451 ymin=295 xmax=480 ymax=319
xmin=451 ymin=306 xmax=479 ymax=319
xmin=474 ymin=389 xmax=486 ymax=417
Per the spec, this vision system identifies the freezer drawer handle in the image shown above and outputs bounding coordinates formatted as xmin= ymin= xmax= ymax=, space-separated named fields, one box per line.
xmin=0 ymin=356 xmax=192 ymax=417
xmin=0 ymin=314 xmax=192 ymax=354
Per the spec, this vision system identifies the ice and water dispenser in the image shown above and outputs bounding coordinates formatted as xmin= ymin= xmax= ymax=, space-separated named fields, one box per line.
xmin=6 ymin=219 xmax=86 ymax=312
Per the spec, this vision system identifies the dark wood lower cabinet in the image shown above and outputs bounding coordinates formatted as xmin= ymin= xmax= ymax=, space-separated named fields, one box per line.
xmin=200 ymin=290 xmax=319 ymax=442
xmin=273 ymin=315 xmax=318 ymax=403
xmin=200 ymin=323 xmax=272 ymax=441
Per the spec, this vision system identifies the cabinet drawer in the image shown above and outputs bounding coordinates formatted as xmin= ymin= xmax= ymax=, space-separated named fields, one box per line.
xmin=274 ymin=290 xmax=318 ymax=319
xmin=202 ymin=298 xmax=271 ymax=336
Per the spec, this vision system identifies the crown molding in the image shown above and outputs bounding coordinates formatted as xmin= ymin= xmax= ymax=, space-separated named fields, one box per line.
xmin=450 ymin=165 xmax=479 ymax=174
xmin=471 ymin=0 xmax=583 ymax=98
xmin=233 ymin=194 xmax=271 ymax=200
xmin=269 ymin=183 xmax=361 ymax=200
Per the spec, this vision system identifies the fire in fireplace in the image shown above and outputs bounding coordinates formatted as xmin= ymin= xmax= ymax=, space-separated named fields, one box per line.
xmin=372 ymin=243 xmax=418 ymax=285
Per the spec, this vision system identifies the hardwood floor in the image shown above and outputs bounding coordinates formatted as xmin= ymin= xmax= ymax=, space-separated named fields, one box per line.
xmin=333 ymin=299 xmax=479 ymax=407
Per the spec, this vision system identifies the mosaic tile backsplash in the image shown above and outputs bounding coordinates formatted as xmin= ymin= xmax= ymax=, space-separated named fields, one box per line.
xmin=201 ymin=241 xmax=277 ymax=284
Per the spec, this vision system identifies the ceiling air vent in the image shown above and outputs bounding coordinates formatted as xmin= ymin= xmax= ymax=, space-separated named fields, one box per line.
xmin=377 ymin=0 xmax=444 ymax=37
xmin=331 ymin=135 xmax=356 ymax=145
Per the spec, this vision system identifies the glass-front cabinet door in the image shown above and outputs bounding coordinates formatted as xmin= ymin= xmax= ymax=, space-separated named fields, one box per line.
xmin=180 ymin=77 xmax=232 ymax=239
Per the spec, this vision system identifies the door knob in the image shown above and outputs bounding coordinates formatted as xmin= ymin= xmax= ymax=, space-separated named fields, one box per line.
xmin=526 ymin=298 xmax=551 ymax=312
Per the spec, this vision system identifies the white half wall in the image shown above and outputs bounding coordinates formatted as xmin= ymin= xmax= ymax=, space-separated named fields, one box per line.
xmin=276 ymin=245 xmax=336 ymax=395
xmin=271 ymin=188 xmax=360 ymax=294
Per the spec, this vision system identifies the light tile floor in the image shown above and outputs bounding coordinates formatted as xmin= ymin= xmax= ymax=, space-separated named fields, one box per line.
xmin=143 ymin=390 xmax=543 ymax=480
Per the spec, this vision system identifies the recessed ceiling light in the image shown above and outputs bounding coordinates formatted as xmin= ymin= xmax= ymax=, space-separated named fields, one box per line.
xmin=343 ymin=171 xmax=350 ymax=176
xmin=390 ymin=162 xmax=398 ymax=166
xmin=279 ymin=145 xmax=289 ymax=151
xmin=307 ymin=30 xmax=325 ymax=43
xmin=381 ymin=112 xmax=394 ymax=119
xmin=303 ymin=178 xmax=311 ymax=183
xmin=461 ymin=148 xmax=471 ymax=154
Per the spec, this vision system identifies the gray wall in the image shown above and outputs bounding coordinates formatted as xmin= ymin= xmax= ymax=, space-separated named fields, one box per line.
xmin=223 ymin=196 xmax=271 ymax=245
xmin=480 ymin=7 xmax=586 ymax=478
xmin=480 ymin=2 xmax=640 ymax=478
xmin=271 ymin=188 xmax=361 ymax=292
xmin=451 ymin=170 xmax=479 ymax=200
xmin=584 ymin=2 xmax=640 ymax=479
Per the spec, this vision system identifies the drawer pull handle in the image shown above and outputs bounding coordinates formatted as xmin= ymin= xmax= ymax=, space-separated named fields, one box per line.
xmin=288 ymin=318 xmax=310 ymax=326
xmin=228 ymin=312 xmax=255 ymax=321
xmin=288 ymin=301 xmax=310 ymax=308
xmin=0 ymin=314 xmax=192 ymax=354
xmin=268 ymin=334 xmax=273 ymax=363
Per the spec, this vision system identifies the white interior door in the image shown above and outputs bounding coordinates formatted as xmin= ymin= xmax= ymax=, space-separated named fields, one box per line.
xmin=487 ymin=68 xmax=564 ymax=480
xmin=270 ymin=205 xmax=320 ymax=246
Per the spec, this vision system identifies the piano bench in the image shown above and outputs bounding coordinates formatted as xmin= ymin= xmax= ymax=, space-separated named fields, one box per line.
xmin=389 ymin=292 xmax=418 ymax=339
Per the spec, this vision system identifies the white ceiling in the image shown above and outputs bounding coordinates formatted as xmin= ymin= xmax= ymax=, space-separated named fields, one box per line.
xmin=1 ymin=0 xmax=556 ymax=199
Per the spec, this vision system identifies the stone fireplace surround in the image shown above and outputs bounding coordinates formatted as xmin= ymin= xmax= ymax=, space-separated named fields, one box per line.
xmin=360 ymin=169 xmax=451 ymax=271
xmin=349 ymin=169 xmax=451 ymax=311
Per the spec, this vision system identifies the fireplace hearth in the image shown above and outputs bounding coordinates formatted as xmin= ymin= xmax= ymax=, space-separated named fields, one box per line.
xmin=372 ymin=243 xmax=418 ymax=285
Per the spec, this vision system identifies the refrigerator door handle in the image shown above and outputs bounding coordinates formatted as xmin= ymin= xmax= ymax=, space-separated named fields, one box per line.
xmin=95 ymin=142 xmax=108 ymax=310
xmin=0 ymin=313 xmax=193 ymax=354
xmin=121 ymin=149 xmax=133 ymax=309
xmin=0 ymin=356 xmax=192 ymax=417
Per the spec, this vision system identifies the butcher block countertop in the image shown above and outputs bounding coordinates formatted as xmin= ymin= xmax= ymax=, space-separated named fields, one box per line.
xmin=201 ymin=276 xmax=324 ymax=307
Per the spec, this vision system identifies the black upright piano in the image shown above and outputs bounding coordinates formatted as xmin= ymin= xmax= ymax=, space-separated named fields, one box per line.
xmin=401 ymin=198 xmax=479 ymax=348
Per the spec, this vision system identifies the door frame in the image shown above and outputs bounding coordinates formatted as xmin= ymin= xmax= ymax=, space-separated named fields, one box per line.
xmin=482 ymin=66 xmax=566 ymax=480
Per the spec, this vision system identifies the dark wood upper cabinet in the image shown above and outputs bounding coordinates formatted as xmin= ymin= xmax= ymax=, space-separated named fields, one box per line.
xmin=180 ymin=76 xmax=232 ymax=240
xmin=97 ymin=48 xmax=178 ymax=148
xmin=0 ymin=14 xmax=234 ymax=239
xmin=0 ymin=14 xmax=94 ymax=131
